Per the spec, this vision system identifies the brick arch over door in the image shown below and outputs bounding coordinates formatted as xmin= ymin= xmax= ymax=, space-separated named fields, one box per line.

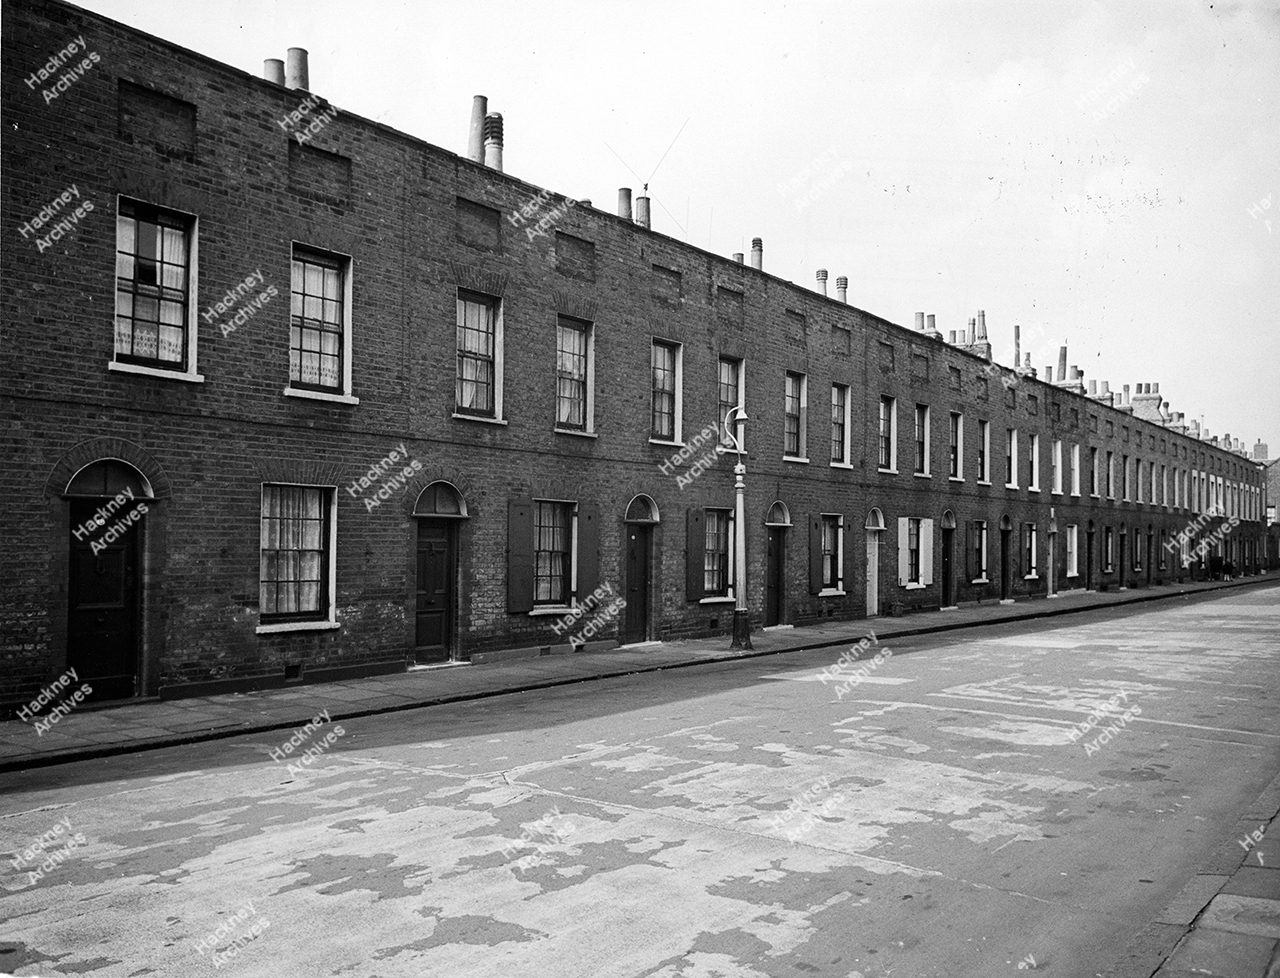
xmin=45 ymin=438 xmax=172 ymax=501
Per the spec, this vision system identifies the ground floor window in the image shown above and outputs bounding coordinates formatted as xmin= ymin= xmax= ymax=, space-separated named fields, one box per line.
xmin=969 ymin=519 xmax=987 ymax=582
xmin=1022 ymin=522 xmax=1038 ymax=578
xmin=1104 ymin=527 xmax=1114 ymax=571
xmin=260 ymin=484 xmax=331 ymax=622
xmin=1066 ymin=524 xmax=1078 ymax=577
xmin=534 ymin=501 xmax=574 ymax=605
xmin=704 ymin=509 xmax=732 ymax=597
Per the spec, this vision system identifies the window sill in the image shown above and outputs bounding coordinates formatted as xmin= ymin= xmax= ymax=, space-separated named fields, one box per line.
xmin=949 ymin=476 xmax=964 ymax=483
xmin=257 ymin=619 xmax=340 ymax=635
xmin=903 ymin=581 xmax=926 ymax=590
xmin=555 ymin=428 xmax=598 ymax=439
xmin=1005 ymin=484 xmax=1019 ymax=490
xmin=699 ymin=595 xmax=736 ymax=605
xmin=454 ymin=412 xmax=507 ymax=425
xmin=649 ymin=437 xmax=682 ymax=447
xmin=977 ymin=480 xmax=991 ymax=486
xmin=817 ymin=588 xmax=847 ymax=597
xmin=1024 ymin=573 xmax=1039 ymax=580
xmin=286 ymin=387 xmax=360 ymax=405
xmin=783 ymin=456 xmax=810 ymax=464
xmin=971 ymin=577 xmax=989 ymax=584
xmin=1066 ymin=572 xmax=1079 ymax=578
xmin=878 ymin=467 xmax=899 ymax=475
xmin=914 ymin=471 xmax=931 ymax=479
xmin=1051 ymin=490 xmax=1063 ymax=496
xmin=528 ymin=606 xmax=572 ymax=617
xmin=830 ymin=462 xmax=855 ymax=470
xmin=110 ymin=361 xmax=205 ymax=383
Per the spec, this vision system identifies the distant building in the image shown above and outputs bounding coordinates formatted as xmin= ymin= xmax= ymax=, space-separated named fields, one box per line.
xmin=0 ymin=0 xmax=1270 ymax=712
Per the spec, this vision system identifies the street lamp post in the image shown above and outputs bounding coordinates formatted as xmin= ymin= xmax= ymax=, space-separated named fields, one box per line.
xmin=725 ymin=406 xmax=752 ymax=650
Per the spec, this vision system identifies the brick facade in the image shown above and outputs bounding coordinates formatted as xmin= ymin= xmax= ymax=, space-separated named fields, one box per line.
xmin=1 ymin=0 xmax=1269 ymax=711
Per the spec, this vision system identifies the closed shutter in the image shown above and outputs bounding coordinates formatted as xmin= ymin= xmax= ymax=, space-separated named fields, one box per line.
xmin=809 ymin=515 xmax=824 ymax=594
xmin=686 ymin=508 xmax=705 ymax=601
xmin=920 ymin=518 xmax=934 ymax=586
xmin=507 ymin=498 xmax=534 ymax=613
xmin=966 ymin=521 xmax=975 ymax=580
xmin=897 ymin=517 xmax=909 ymax=585
xmin=576 ymin=502 xmax=600 ymax=600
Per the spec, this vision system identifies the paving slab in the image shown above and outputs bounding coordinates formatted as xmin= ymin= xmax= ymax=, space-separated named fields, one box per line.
xmin=1199 ymin=894 xmax=1280 ymax=940
xmin=1157 ymin=927 xmax=1278 ymax=977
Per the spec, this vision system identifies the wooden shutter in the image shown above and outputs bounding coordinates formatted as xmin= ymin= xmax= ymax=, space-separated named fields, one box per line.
xmin=897 ymin=517 xmax=909 ymax=585
xmin=685 ymin=508 xmax=705 ymax=601
xmin=966 ymin=521 xmax=975 ymax=581
xmin=507 ymin=498 xmax=534 ymax=613
xmin=809 ymin=515 xmax=824 ymax=594
xmin=920 ymin=518 xmax=934 ymax=586
xmin=576 ymin=502 xmax=600 ymax=600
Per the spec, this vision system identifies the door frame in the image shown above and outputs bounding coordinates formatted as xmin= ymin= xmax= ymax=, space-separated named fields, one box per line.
xmin=865 ymin=508 xmax=885 ymax=617
xmin=763 ymin=501 xmax=792 ymax=627
xmin=940 ymin=510 xmax=956 ymax=608
xmin=410 ymin=481 xmax=470 ymax=661
xmin=999 ymin=515 xmax=1013 ymax=601
xmin=622 ymin=520 xmax=654 ymax=644
xmin=622 ymin=494 xmax=660 ymax=644
xmin=414 ymin=517 xmax=458 ymax=663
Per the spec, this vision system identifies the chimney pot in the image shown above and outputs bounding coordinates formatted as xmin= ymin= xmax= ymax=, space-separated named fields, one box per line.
xmin=816 ymin=269 xmax=828 ymax=296
xmin=264 ymin=59 xmax=285 ymax=85
xmin=750 ymin=238 xmax=763 ymax=270
xmin=732 ymin=252 xmax=744 ymax=264
xmin=635 ymin=195 xmax=651 ymax=229
xmin=1089 ymin=379 xmax=1097 ymax=394
xmin=1014 ymin=324 xmax=1021 ymax=370
xmin=927 ymin=314 xmax=937 ymax=333
xmin=949 ymin=330 xmax=957 ymax=344
xmin=915 ymin=312 xmax=926 ymax=332
xmin=483 ymin=113 xmax=504 ymax=171
xmin=835 ymin=275 xmax=848 ymax=303
xmin=617 ymin=188 xmax=632 ymax=220
xmin=1057 ymin=345 xmax=1068 ymax=382
xmin=1153 ymin=382 xmax=1160 ymax=394
xmin=286 ymin=47 xmax=309 ymax=91
xmin=977 ymin=309 xmax=988 ymax=339
xmin=467 ymin=96 xmax=488 ymax=163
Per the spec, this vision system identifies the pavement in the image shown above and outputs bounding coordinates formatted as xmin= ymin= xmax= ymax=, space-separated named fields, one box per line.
xmin=3 ymin=571 xmax=1279 ymax=978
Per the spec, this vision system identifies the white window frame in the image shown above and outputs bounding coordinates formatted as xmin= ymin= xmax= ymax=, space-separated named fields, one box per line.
xmin=977 ymin=420 xmax=991 ymax=484
xmin=718 ymin=356 xmax=746 ymax=452
xmin=110 ymin=196 xmax=206 ymax=385
xmin=453 ymin=289 xmax=504 ymax=422
xmin=699 ymin=507 xmax=737 ymax=605
xmin=782 ymin=371 xmax=809 ymax=462
xmin=898 ymin=515 xmax=933 ymax=589
xmin=1029 ymin=433 xmax=1041 ymax=491
xmin=818 ymin=513 xmax=846 ymax=596
xmin=256 ymin=482 xmax=340 ymax=634
xmin=1066 ymin=524 xmax=1079 ymax=577
xmin=914 ymin=404 xmax=931 ymax=477
xmin=1023 ymin=522 xmax=1039 ymax=579
xmin=649 ymin=338 xmax=684 ymax=446
xmin=972 ymin=519 xmax=988 ymax=583
xmin=830 ymin=382 xmax=852 ymax=469
xmin=949 ymin=412 xmax=964 ymax=481
xmin=1006 ymin=427 xmax=1019 ymax=488
xmin=1090 ymin=447 xmax=1100 ymax=497
xmin=879 ymin=395 xmax=898 ymax=473
xmin=1123 ymin=454 xmax=1131 ymax=501
xmin=1051 ymin=439 xmax=1063 ymax=494
xmin=553 ymin=316 xmax=596 ymax=436
xmin=526 ymin=499 xmax=581 ymax=613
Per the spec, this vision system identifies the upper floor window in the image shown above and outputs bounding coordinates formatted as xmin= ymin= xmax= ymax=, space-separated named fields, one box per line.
xmin=1006 ymin=428 xmax=1019 ymax=487
xmin=831 ymin=383 xmax=850 ymax=465
xmin=977 ymin=420 xmax=990 ymax=482
xmin=115 ymin=198 xmax=194 ymax=374
xmin=879 ymin=396 xmax=897 ymax=471
xmin=555 ymin=316 xmax=592 ymax=432
xmin=718 ymin=357 xmax=744 ymax=448
xmin=1071 ymin=444 xmax=1081 ymax=496
xmin=1107 ymin=451 xmax=1115 ymax=498
xmin=650 ymin=339 xmax=681 ymax=441
xmin=291 ymin=248 xmax=347 ymax=393
xmin=914 ymin=404 xmax=930 ymax=475
xmin=1090 ymin=447 xmax=1099 ymax=496
xmin=784 ymin=371 xmax=808 ymax=459
xmin=456 ymin=290 xmax=502 ymax=419
xmin=1051 ymin=439 xmax=1062 ymax=493
xmin=949 ymin=413 xmax=963 ymax=479
xmin=1028 ymin=433 xmax=1041 ymax=490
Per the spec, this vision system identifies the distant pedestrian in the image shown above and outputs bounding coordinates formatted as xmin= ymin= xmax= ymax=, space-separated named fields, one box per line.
xmin=1223 ymin=560 xmax=1234 ymax=581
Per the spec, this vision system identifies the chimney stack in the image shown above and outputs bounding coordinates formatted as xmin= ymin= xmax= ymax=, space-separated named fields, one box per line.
xmin=1089 ymin=379 xmax=1097 ymax=395
xmin=467 ymin=96 xmax=488 ymax=163
xmin=927 ymin=314 xmax=937 ymax=334
xmin=264 ymin=59 xmax=285 ymax=85
xmin=286 ymin=47 xmax=309 ymax=90
xmin=1255 ymin=440 xmax=1269 ymax=459
xmin=915 ymin=312 xmax=926 ymax=332
xmin=750 ymin=238 xmax=763 ymax=270
xmin=816 ymin=269 xmax=828 ymax=296
xmin=635 ymin=195 xmax=651 ymax=229
xmin=977 ymin=309 xmax=988 ymax=339
xmin=1014 ymin=324 xmax=1021 ymax=372
xmin=1057 ymin=345 xmax=1068 ymax=382
xmin=835 ymin=275 xmax=848 ymax=304
xmin=483 ymin=113 xmax=504 ymax=171
xmin=949 ymin=330 xmax=957 ymax=344
xmin=1123 ymin=384 xmax=1130 ymax=405
xmin=732 ymin=252 xmax=744 ymax=264
xmin=617 ymin=188 xmax=632 ymax=220
xmin=1024 ymin=352 xmax=1033 ymax=375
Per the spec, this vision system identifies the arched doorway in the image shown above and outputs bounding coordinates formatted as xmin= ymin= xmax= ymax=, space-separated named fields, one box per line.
xmin=622 ymin=494 xmax=659 ymax=644
xmin=1047 ymin=515 xmax=1059 ymax=597
xmin=764 ymin=501 xmax=792 ymax=627
xmin=999 ymin=515 xmax=1013 ymax=602
xmin=865 ymin=509 xmax=885 ymax=616
xmin=413 ymin=482 xmax=468 ymax=663
xmin=64 ymin=459 xmax=153 ymax=700
xmin=940 ymin=510 xmax=957 ymax=608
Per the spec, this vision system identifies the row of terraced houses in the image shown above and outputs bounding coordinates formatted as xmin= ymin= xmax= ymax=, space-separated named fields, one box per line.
xmin=1 ymin=0 xmax=1270 ymax=711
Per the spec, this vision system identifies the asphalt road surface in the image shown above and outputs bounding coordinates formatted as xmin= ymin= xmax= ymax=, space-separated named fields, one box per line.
xmin=3 ymin=585 xmax=1279 ymax=977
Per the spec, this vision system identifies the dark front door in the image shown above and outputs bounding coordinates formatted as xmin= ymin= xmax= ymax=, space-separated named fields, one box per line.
xmin=941 ymin=528 xmax=954 ymax=606
xmin=622 ymin=524 xmax=651 ymax=644
xmin=68 ymin=499 xmax=140 ymax=701
xmin=415 ymin=520 xmax=455 ymax=663
xmin=765 ymin=527 xmax=785 ymax=626
xmin=1000 ymin=530 xmax=1011 ymax=599
xmin=1147 ymin=533 xmax=1154 ymax=584
xmin=1118 ymin=533 xmax=1127 ymax=588
xmin=1086 ymin=532 xmax=1095 ymax=590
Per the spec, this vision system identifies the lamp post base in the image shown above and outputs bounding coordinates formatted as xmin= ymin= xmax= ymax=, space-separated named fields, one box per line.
xmin=730 ymin=609 xmax=753 ymax=650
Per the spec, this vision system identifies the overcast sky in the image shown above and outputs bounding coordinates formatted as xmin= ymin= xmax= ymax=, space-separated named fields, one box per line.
xmin=76 ymin=0 xmax=1280 ymax=459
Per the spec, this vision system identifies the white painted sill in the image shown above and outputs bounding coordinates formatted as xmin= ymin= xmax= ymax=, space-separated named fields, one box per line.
xmin=783 ymin=456 xmax=811 ymax=464
xmin=453 ymin=412 xmax=507 ymax=425
xmin=110 ymin=361 xmax=205 ymax=383
xmin=285 ymin=387 xmax=359 ymax=405
xmin=528 ymin=607 xmax=572 ymax=617
xmin=949 ymin=476 xmax=964 ymax=483
xmin=830 ymin=462 xmax=855 ymax=470
xmin=817 ymin=588 xmax=847 ymax=597
xmin=904 ymin=582 xmax=926 ymax=590
xmin=257 ymin=620 xmax=340 ymax=635
xmin=699 ymin=596 xmax=736 ymax=605
xmin=555 ymin=428 xmax=598 ymax=439
xmin=971 ymin=577 xmax=989 ymax=584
